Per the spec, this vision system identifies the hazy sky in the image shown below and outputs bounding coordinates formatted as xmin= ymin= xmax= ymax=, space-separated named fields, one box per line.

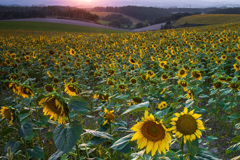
xmin=1 ymin=0 xmax=240 ymax=8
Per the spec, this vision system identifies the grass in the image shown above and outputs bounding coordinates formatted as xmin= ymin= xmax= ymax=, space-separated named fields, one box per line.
xmin=173 ymin=14 xmax=240 ymax=26
xmin=91 ymin=11 xmax=141 ymax=24
xmin=0 ymin=21 xmax=125 ymax=33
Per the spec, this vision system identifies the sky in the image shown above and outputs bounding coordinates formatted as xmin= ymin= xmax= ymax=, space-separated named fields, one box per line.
xmin=0 ymin=0 xmax=240 ymax=8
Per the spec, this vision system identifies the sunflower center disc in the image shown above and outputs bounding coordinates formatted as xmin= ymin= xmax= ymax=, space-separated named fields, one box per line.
xmin=176 ymin=114 xmax=197 ymax=135
xmin=105 ymin=113 xmax=114 ymax=121
xmin=180 ymin=70 xmax=185 ymax=75
xmin=46 ymin=97 xmax=62 ymax=115
xmin=4 ymin=109 xmax=12 ymax=120
xmin=141 ymin=121 xmax=165 ymax=142
xmin=68 ymin=85 xmax=76 ymax=92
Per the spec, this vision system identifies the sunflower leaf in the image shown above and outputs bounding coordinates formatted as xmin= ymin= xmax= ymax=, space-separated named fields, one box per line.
xmin=121 ymin=101 xmax=149 ymax=116
xmin=4 ymin=141 xmax=21 ymax=153
xmin=185 ymin=99 xmax=194 ymax=108
xmin=227 ymin=142 xmax=240 ymax=151
xmin=68 ymin=96 xmax=90 ymax=114
xmin=53 ymin=121 xmax=82 ymax=154
xmin=18 ymin=122 xmax=33 ymax=138
xmin=187 ymin=138 xmax=199 ymax=156
xmin=49 ymin=149 xmax=64 ymax=160
xmin=27 ymin=146 xmax=44 ymax=159
xmin=232 ymin=135 xmax=240 ymax=143
xmin=193 ymin=148 xmax=219 ymax=160
xmin=85 ymin=129 xmax=113 ymax=140
xmin=111 ymin=133 xmax=133 ymax=152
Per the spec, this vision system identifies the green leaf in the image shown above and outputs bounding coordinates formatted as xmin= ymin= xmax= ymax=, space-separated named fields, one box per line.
xmin=53 ymin=121 xmax=82 ymax=153
xmin=49 ymin=149 xmax=64 ymax=160
xmin=4 ymin=141 xmax=21 ymax=153
xmin=18 ymin=122 xmax=33 ymax=138
xmin=194 ymin=148 xmax=219 ymax=160
xmin=187 ymin=138 xmax=199 ymax=156
xmin=130 ymin=149 xmax=145 ymax=160
xmin=164 ymin=150 xmax=180 ymax=160
xmin=185 ymin=99 xmax=194 ymax=108
xmin=232 ymin=135 xmax=240 ymax=143
xmin=155 ymin=107 xmax=170 ymax=119
xmin=111 ymin=133 xmax=133 ymax=151
xmin=221 ymin=89 xmax=232 ymax=96
xmin=235 ymin=123 xmax=240 ymax=129
xmin=121 ymin=101 xmax=149 ymax=116
xmin=207 ymin=136 xmax=218 ymax=142
xmin=68 ymin=96 xmax=90 ymax=114
xmin=227 ymin=142 xmax=240 ymax=151
xmin=229 ymin=112 xmax=240 ymax=121
xmin=89 ymin=137 xmax=108 ymax=145
xmin=199 ymin=94 xmax=209 ymax=98
xmin=85 ymin=129 xmax=113 ymax=140
xmin=27 ymin=146 xmax=44 ymax=159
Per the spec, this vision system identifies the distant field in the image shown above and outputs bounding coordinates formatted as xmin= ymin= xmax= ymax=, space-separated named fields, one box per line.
xmin=91 ymin=11 xmax=141 ymax=24
xmin=0 ymin=21 xmax=125 ymax=33
xmin=173 ymin=14 xmax=240 ymax=26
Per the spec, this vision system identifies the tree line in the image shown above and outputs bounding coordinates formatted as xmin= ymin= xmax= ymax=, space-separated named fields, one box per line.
xmin=0 ymin=6 xmax=99 ymax=21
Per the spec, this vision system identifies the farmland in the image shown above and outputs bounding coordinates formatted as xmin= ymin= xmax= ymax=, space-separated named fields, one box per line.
xmin=0 ymin=21 xmax=240 ymax=160
xmin=173 ymin=14 xmax=240 ymax=26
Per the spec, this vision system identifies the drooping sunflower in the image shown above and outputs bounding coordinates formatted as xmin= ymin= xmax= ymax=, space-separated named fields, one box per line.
xmin=170 ymin=108 xmax=205 ymax=143
xmin=191 ymin=70 xmax=202 ymax=81
xmin=228 ymin=82 xmax=239 ymax=91
xmin=132 ymin=97 xmax=143 ymax=104
xmin=19 ymin=85 xmax=34 ymax=98
xmin=178 ymin=68 xmax=187 ymax=78
xmin=64 ymin=83 xmax=81 ymax=96
xmin=213 ymin=81 xmax=223 ymax=90
xmin=0 ymin=106 xmax=14 ymax=125
xmin=39 ymin=93 xmax=69 ymax=124
xmin=236 ymin=55 xmax=240 ymax=61
xmin=53 ymin=77 xmax=59 ymax=85
xmin=103 ymin=107 xmax=115 ymax=125
xmin=130 ymin=110 xmax=171 ymax=156
xmin=158 ymin=101 xmax=167 ymax=110
xmin=118 ymin=84 xmax=127 ymax=91
xmin=44 ymin=84 xmax=55 ymax=92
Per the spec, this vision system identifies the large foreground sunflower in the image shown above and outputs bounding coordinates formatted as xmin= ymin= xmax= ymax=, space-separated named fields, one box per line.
xmin=131 ymin=110 xmax=171 ymax=156
xmin=0 ymin=106 xmax=14 ymax=125
xmin=170 ymin=108 xmax=205 ymax=143
xmin=39 ymin=93 xmax=69 ymax=124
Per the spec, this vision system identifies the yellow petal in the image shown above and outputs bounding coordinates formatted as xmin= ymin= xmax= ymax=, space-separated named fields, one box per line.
xmin=146 ymin=141 xmax=154 ymax=154
xmin=184 ymin=107 xmax=188 ymax=114
xmin=131 ymin=132 xmax=140 ymax=141
xmin=193 ymin=113 xmax=201 ymax=119
xmin=151 ymin=142 xmax=158 ymax=156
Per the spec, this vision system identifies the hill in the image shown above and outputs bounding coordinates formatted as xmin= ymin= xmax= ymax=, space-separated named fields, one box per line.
xmin=91 ymin=12 xmax=141 ymax=24
xmin=173 ymin=14 xmax=240 ymax=26
xmin=0 ymin=21 xmax=125 ymax=33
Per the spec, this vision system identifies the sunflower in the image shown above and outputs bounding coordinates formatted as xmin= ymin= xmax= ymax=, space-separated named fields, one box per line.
xmin=132 ymin=97 xmax=143 ymax=104
xmin=69 ymin=48 xmax=76 ymax=56
xmin=170 ymin=108 xmax=205 ymax=143
xmin=44 ymin=84 xmax=55 ymax=92
xmin=0 ymin=106 xmax=14 ymax=125
xmin=233 ymin=63 xmax=240 ymax=71
xmin=130 ymin=110 xmax=171 ymax=156
xmin=158 ymin=101 xmax=167 ymax=110
xmin=159 ymin=61 xmax=167 ymax=69
xmin=103 ymin=107 xmax=115 ymax=125
xmin=178 ymin=80 xmax=189 ymax=91
xmin=221 ymin=54 xmax=227 ymax=61
xmin=235 ymin=55 xmax=240 ymax=61
xmin=39 ymin=93 xmax=69 ymax=124
xmin=191 ymin=70 xmax=202 ymax=81
xmin=186 ymin=90 xmax=194 ymax=100
xmin=98 ymin=93 xmax=109 ymax=101
xmin=130 ymin=77 xmax=137 ymax=84
xmin=106 ymin=78 xmax=114 ymax=87
xmin=129 ymin=57 xmax=138 ymax=65
xmin=146 ymin=70 xmax=155 ymax=79
xmin=19 ymin=85 xmax=34 ymax=98
xmin=228 ymin=82 xmax=239 ymax=91
xmin=64 ymin=83 xmax=81 ymax=96
xmin=118 ymin=84 xmax=127 ymax=91
xmin=213 ymin=81 xmax=223 ymax=90
xmin=53 ymin=77 xmax=59 ymax=85
xmin=178 ymin=68 xmax=187 ymax=78
xmin=161 ymin=74 xmax=168 ymax=81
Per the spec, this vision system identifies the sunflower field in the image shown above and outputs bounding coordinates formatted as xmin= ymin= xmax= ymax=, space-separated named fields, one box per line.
xmin=0 ymin=22 xmax=240 ymax=160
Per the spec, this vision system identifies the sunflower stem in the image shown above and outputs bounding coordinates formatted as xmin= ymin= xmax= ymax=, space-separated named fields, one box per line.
xmin=109 ymin=122 xmax=113 ymax=160
xmin=23 ymin=138 xmax=29 ymax=160
xmin=180 ymin=138 xmax=184 ymax=157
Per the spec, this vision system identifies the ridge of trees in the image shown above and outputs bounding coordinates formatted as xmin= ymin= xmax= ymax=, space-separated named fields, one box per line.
xmin=0 ymin=6 xmax=99 ymax=22
xmin=207 ymin=7 xmax=240 ymax=14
